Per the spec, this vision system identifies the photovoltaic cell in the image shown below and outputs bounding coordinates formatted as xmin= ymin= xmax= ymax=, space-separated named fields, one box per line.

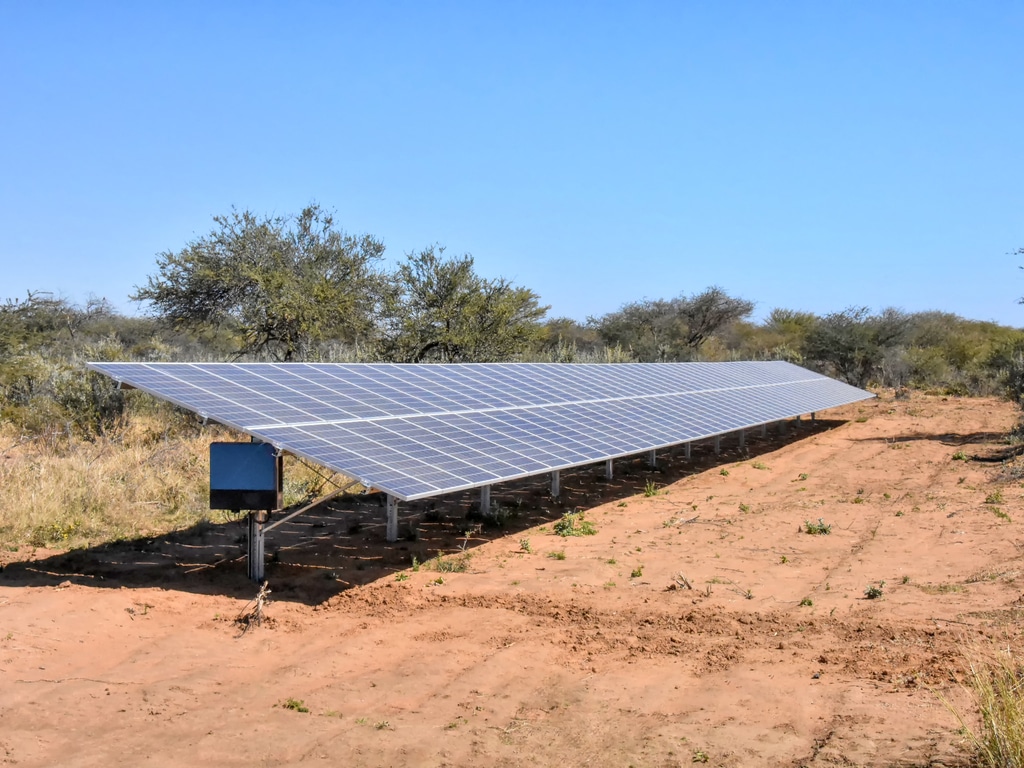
xmin=87 ymin=361 xmax=874 ymax=501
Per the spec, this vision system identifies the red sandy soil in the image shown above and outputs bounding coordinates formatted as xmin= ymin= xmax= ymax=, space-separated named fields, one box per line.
xmin=3 ymin=393 xmax=1024 ymax=767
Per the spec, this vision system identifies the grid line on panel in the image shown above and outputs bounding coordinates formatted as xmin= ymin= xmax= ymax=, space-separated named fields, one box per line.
xmin=87 ymin=361 xmax=874 ymax=501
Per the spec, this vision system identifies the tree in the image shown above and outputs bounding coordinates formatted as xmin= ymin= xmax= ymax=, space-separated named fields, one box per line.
xmin=803 ymin=307 xmax=909 ymax=387
xmin=375 ymin=246 xmax=548 ymax=362
xmin=593 ymin=286 xmax=753 ymax=362
xmin=133 ymin=206 xmax=386 ymax=361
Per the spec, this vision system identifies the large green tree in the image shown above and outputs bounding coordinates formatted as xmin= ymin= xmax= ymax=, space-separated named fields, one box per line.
xmin=803 ymin=307 xmax=908 ymax=387
xmin=376 ymin=246 xmax=548 ymax=362
xmin=133 ymin=206 xmax=385 ymax=361
xmin=593 ymin=286 xmax=754 ymax=361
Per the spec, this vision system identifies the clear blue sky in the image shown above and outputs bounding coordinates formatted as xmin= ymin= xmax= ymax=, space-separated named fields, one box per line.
xmin=2 ymin=1 xmax=1022 ymax=326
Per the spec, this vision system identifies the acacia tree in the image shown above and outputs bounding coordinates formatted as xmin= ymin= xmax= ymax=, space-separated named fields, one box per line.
xmin=593 ymin=286 xmax=753 ymax=361
xmin=133 ymin=206 xmax=386 ymax=361
xmin=375 ymin=246 xmax=548 ymax=362
xmin=803 ymin=307 xmax=908 ymax=387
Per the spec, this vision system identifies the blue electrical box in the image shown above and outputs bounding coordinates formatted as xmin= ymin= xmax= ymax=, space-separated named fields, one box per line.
xmin=210 ymin=442 xmax=282 ymax=510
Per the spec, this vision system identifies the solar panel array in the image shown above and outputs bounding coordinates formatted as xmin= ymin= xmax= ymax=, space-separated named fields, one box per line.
xmin=87 ymin=361 xmax=873 ymax=501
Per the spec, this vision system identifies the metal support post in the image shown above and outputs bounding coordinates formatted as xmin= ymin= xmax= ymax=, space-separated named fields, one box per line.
xmin=738 ymin=430 xmax=746 ymax=449
xmin=684 ymin=442 xmax=691 ymax=460
xmin=779 ymin=420 xmax=787 ymax=436
xmin=811 ymin=412 xmax=817 ymax=423
xmin=796 ymin=414 xmax=802 ymax=428
xmin=551 ymin=470 xmax=560 ymax=497
xmin=713 ymin=436 xmax=721 ymax=455
xmin=647 ymin=449 xmax=656 ymax=468
xmin=761 ymin=423 xmax=767 ymax=438
xmin=247 ymin=511 xmax=265 ymax=582
xmin=605 ymin=459 xmax=614 ymax=480
xmin=386 ymin=495 xmax=399 ymax=543
xmin=480 ymin=484 xmax=491 ymax=514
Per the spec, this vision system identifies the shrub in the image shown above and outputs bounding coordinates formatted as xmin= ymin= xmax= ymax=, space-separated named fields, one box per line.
xmin=553 ymin=511 xmax=596 ymax=537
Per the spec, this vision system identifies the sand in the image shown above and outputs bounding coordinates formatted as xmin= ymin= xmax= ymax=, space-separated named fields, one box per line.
xmin=2 ymin=393 xmax=1023 ymax=767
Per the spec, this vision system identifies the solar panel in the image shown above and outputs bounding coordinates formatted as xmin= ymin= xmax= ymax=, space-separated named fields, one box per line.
xmin=87 ymin=362 xmax=873 ymax=501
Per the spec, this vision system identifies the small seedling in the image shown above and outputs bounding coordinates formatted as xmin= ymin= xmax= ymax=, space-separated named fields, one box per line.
xmin=631 ymin=566 xmax=643 ymax=578
xmin=431 ymin=576 xmax=445 ymax=585
xmin=411 ymin=555 xmax=420 ymax=572
xmin=548 ymin=550 xmax=566 ymax=560
xmin=375 ymin=720 xmax=392 ymax=730
xmin=864 ymin=581 xmax=885 ymax=599
xmin=519 ymin=538 xmax=532 ymax=553
xmin=751 ymin=461 xmax=769 ymax=470
xmin=901 ymin=575 xmax=910 ymax=584
xmin=803 ymin=518 xmax=832 ymax=535
xmin=693 ymin=749 xmax=710 ymax=763
xmin=643 ymin=479 xmax=660 ymax=497
xmin=779 ymin=555 xmax=789 ymax=564
xmin=738 ymin=503 xmax=751 ymax=513
xmin=617 ymin=501 xmax=628 ymax=507
xmin=719 ymin=469 xmax=730 ymax=477
xmin=951 ymin=450 xmax=968 ymax=461
xmin=895 ymin=510 xmax=904 ymax=517
xmin=799 ymin=597 xmax=813 ymax=607
xmin=394 ymin=572 xmax=409 ymax=582
xmin=553 ymin=511 xmax=596 ymax=537
xmin=985 ymin=489 xmax=1005 ymax=504
xmin=282 ymin=698 xmax=310 ymax=713
xmin=992 ymin=507 xmax=1012 ymax=522
xmin=797 ymin=473 xmax=809 ymax=481
xmin=606 ymin=558 xmax=617 ymax=565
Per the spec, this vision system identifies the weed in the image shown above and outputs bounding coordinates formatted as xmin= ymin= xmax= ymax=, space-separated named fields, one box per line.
xmin=803 ymin=518 xmax=832 ymax=535
xmin=355 ymin=717 xmax=368 ymax=725
xmin=779 ymin=555 xmax=789 ymax=564
xmin=797 ymin=473 xmax=809 ymax=481
xmin=548 ymin=550 xmax=566 ymax=560
xmin=519 ymin=538 xmax=532 ymax=553
xmin=895 ymin=510 xmax=905 ymax=517
xmin=606 ymin=558 xmax=617 ymax=565
xmin=864 ymin=581 xmax=886 ymax=599
xmin=375 ymin=720 xmax=392 ymax=730
xmin=394 ymin=572 xmax=409 ymax=582
xmin=693 ymin=748 xmax=710 ymax=763
xmin=738 ymin=503 xmax=751 ymax=513
xmin=952 ymin=450 xmax=969 ymax=461
xmin=901 ymin=575 xmax=910 ymax=584
xmin=411 ymin=555 xmax=420 ymax=572
xmin=986 ymin=489 xmax=1005 ymax=504
xmin=631 ymin=566 xmax=643 ymax=578
xmin=282 ymin=698 xmax=310 ymax=713
xmin=751 ymin=461 xmax=769 ymax=470
xmin=855 ymin=416 xmax=869 ymax=423
xmin=425 ymin=552 xmax=472 ymax=573
xmin=617 ymin=501 xmax=628 ymax=508
xmin=643 ymin=479 xmax=661 ymax=497
xmin=603 ymin=580 xmax=616 ymax=589
xmin=431 ymin=576 xmax=445 ymax=585
xmin=799 ymin=597 xmax=813 ymax=607
xmin=853 ymin=496 xmax=865 ymax=504
xmin=553 ymin=511 xmax=596 ymax=537
xmin=719 ymin=469 xmax=730 ymax=477
xmin=883 ymin=492 xmax=891 ymax=500
xmin=446 ymin=717 xmax=468 ymax=730
xmin=992 ymin=508 xmax=1012 ymax=522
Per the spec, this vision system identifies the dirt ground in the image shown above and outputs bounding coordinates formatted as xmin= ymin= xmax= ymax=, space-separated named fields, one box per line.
xmin=3 ymin=393 xmax=1024 ymax=767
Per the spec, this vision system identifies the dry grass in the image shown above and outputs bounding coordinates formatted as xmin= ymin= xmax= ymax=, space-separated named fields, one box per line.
xmin=945 ymin=645 xmax=1024 ymax=768
xmin=0 ymin=417 xmax=227 ymax=550
xmin=0 ymin=415 xmax=359 ymax=552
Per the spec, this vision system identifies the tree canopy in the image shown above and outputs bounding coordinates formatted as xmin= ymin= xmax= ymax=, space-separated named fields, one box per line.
xmin=375 ymin=246 xmax=548 ymax=362
xmin=133 ymin=206 xmax=386 ymax=361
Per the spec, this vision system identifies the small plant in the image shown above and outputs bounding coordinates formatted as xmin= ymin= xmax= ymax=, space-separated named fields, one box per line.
xmin=631 ymin=566 xmax=643 ymax=578
xmin=864 ymin=581 xmax=885 ymax=599
xmin=799 ymin=596 xmax=813 ymax=607
xmin=282 ymin=698 xmax=310 ymax=713
xmin=603 ymin=580 xmax=616 ymax=589
xmin=804 ymin=518 xmax=832 ymax=535
xmin=895 ymin=510 xmax=905 ymax=517
xmin=693 ymin=749 xmax=710 ymax=763
xmin=519 ymin=538 xmax=532 ymax=553
xmin=553 ymin=511 xmax=596 ymax=537
xmin=992 ymin=508 xmax=1012 ymax=522
xmin=985 ymin=489 xmax=1005 ymax=505
xmin=375 ymin=720 xmax=392 ymax=730
xmin=797 ymin=473 xmax=809 ymax=481
xmin=952 ymin=450 xmax=969 ymax=461
xmin=425 ymin=552 xmax=472 ymax=573
xmin=394 ymin=572 xmax=409 ymax=582
xmin=411 ymin=555 xmax=420 ymax=572
xmin=779 ymin=555 xmax=789 ymax=564
xmin=738 ymin=503 xmax=751 ymax=513
xmin=548 ymin=550 xmax=566 ymax=560
xmin=751 ymin=461 xmax=769 ymax=470
xmin=606 ymin=558 xmax=617 ymax=565
xmin=719 ymin=469 xmax=730 ymax=477
xmin=617 ymin=501 xmax=628 ymax=507
xmin=431 ymin=576 xmax=445 ymax=585
xmin=901 ymin=575 xmax=910 ymax=584
xmin=643 ymin=479 xmax=660 ymax=497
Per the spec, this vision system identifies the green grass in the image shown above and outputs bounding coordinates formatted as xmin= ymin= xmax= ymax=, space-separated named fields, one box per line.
xmin=282 ymin=698 xmax=310 ymax=713
xmin=547 ymin=550 xmax=566 ymax=560
xmin=643 ymin=479 xmax=661 ymax=497
xmin=864 ymin=581 xmax=885 ymax=599
xmin=424 ymin=552 xmax=472 ymax=573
